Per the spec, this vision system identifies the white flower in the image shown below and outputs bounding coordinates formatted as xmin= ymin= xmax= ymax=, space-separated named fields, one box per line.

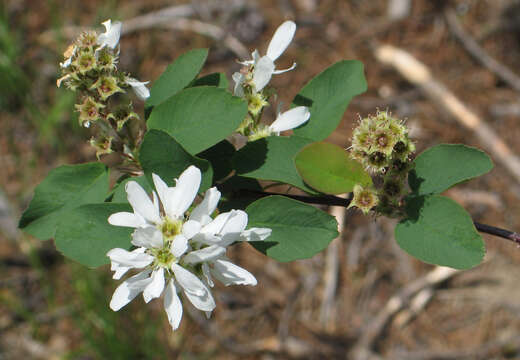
xmin=268 ymin=106 xmax=310 ymax=135
xmin=234 ymin=20 xmax=297 ymax=93
xmin=126 ymin=77 xmax=150 ymax=100
xmin=97 ymin=19 xmax=122 ymax=50
xmin=107 ymin=166 xmax=271 ymax=330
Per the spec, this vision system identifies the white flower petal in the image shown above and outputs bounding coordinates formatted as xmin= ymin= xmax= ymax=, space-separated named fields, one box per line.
xmin=202 ymin=263 xmax=214 ymax=287
xmin=252 ymin=56 xmax=275 ymax=92
xmin=126 ymin=78 xmax=150 ymax=100
xmin=166 ymin=166 xmax=201 ymax=219
xmin=220 ymin=210 xmax=248 ymax=235
xmin=182 ymin=220 xmax=201 ymax=240
xmin=172 ymin=264 xmax=216 ymax=311
xmin=111 ymin=248 xmax=146 ymax=280
xmin=143 ymin=268 xmax=165 ymax=303
xmin=252 ymin=49 xmax=261 ymax=64
xmin=272 ymin=62 xmax=297 ymax=74
xmin=190 ymin=187 xmax=221 ymax=226
xmin=97 ymin=19 xmax=122 ymax=49
xmin=109 ymin=270 xmax=150 ymax=311
xmin=266 ymin=20 xmax=296 ymax=62
xmin=190 ymin=233 xmax=221 ymax=246
xmin=171 ymin=234 xmax=188 ymax=258
xmin=107 ymin=248 xmax=154 ymax=268
xmin=218 ymin=210 xmax=249 ymax=246
xmin=241 ymin=227 xmax=272 ymax=242
xmin=164 ymin=280 xmax=183 ymax=330
xmin=232 ymin=72 xmax=245 ymax=97
xmin=211 ymin=259 xmax=257 ymax=286
xmin=200 ymin=212 xmax=233 ymax=235
xmin=131 ymin=226 xmax=163 ymax=249
xmin=269 ymin=106 xmax=310 ymax=133
xmin=183 ymin=245 xmax=226 ymax=264
xmin=125 ymin=181 xmax=161 ymax=224
xmin=108 ymin=212 xmax=146 ymax=228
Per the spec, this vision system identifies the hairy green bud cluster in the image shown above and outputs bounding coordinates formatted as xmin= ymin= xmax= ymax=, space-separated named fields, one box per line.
xmin=351 ymin=110 xmax=415 ymax=172
xmin=348 ymin=110 xmax=415 ymax=217
xmin=234 ymin=67 xmax=273 ymax=139
xmin=57 ymin=28 xmax=144 ymax=168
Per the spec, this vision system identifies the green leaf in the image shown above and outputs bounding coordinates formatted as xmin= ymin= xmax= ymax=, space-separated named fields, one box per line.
xmin=197 ymin=140 xmax=235 ymax=181
xmin=409 ymin=144 xmax=493 ymax=196
xmin=190 ymin=72 xmax=229 ymax=89
xmin=292 ymin=60 xmax=367 ymax=141
xmin=55 ymin=203 xmax=133 ymax=267
xmin=295 ymin=141 xmax=372 ymax=194
xmin=111 ymin=175 xmax=152 ymax=203
xmin=395 ymin=195 xmax=485 ymax=269
xmin=218 ymin=176 xmax=262 ymax=212
xmin=233 ymin=136 xmax=318 ymax=194
xmin=246 ymin=196 xmax=338 ymax=262
xmin=147 ymin=86 xmax=247 ymax=154
xmin=19 ymin=163 xmax=109 ymax=240
xmin=139 ymin=130 xmax=213 ymax=192
xmin=146 ymin=48 xmax=208 ymax=108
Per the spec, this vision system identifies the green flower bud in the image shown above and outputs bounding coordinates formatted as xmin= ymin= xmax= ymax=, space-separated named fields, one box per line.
xmin=77 ymin=31 xmax=98 ymax=49
xmin=75 ymin=97 xmax=105 ymax=127
xmin=73 ymin=50 xmax=97 ymax=74
xmin=247 ymin=125 xmax=271 ymax=141
xmin=367 ymin=151 xmax=388 ymax=171
xmin=89 ymin=136 xmax=113 ymax=159
xmin=107 ymin=105 xmax=139 ymax=130
xmin=348 ymin=184 xmax=379 ymax=215
xmin=247 ymin=93 xmax=269 ymax=117
xmin=90 ymin=75 xmax=124 ymax=101
xmin=96 ymin=48 xmax=118 ymax=72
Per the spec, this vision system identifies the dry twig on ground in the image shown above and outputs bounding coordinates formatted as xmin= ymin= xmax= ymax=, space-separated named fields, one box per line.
xmin=350 ymin=266 xmax=458 ymax=360
xmin=374 ymin=44 xmax=520 ymax=183
xmin=444 ymin=9 xmax=520 ymax=93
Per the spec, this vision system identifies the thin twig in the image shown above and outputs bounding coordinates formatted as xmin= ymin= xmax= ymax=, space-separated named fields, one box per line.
xmin=350 ymin=266 xmax=459 ymax=360
xmin=244 ymin=190 xmax=520 ymax=245
xmin=444 ymin=9 xmax=520 ymax=93
xmin=474 ymin=222 xmax=520 ymax=245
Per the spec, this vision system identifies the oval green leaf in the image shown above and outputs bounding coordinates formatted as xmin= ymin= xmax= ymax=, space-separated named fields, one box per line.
xmin=55 ymin=203 xmax=133 ymax=267
xmin=146 ymin=48 xmax=208 ymax=108
xmin=139 ymin=130 xmax=213 ymax=191
xmin=110 ymin=175 xmax=152 ymax=203
xmin=197 ymin=140 xmax=235 ymax=182
xmin=19 ymin=163 xmax=109 ymax=240
xmin=295 ymin=141 xmax=372 ymax=194
xmin=189 ymin=72 xmax=229 ymax=89
xmin=246 ymin=196 xmax=339 ymax=262
xmin=292 ymin=60 xmax=367 ymax=141
xmin=147 ymin=86 xmax=247 ymax=154
xmin=233 ymin=136 xmax=317 ymax=194
xmin=395 ymin=195 xmax=485 ymax=269
xmin=409 ymin=144 xmax=493 ymax=196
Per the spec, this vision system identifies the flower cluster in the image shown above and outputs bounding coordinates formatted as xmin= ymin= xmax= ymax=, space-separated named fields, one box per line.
xmin=232 ymin=21 xmax=310 ymax=140
xmin=106 ymin=166 xmax=272 ymax=330
xmin=348 ymin=110 xmax=415 ymax=216
xmin=350 ymin=110 xmax=415 ymax=172
xmin=57 ymin=20 xmax=149 ymax=160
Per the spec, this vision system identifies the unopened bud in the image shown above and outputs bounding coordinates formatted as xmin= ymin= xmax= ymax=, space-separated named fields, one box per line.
xmin=75 ymin=97 xmax=105 ymax=127
xmin=90 ymin=75 xmax=123 ymax=101
xmin=348 ymin=185 xmax=379 ymax=215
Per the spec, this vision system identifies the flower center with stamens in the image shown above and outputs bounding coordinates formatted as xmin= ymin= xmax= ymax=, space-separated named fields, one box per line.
xmin=160 ymin=217 xmax=183 ymax=240
xmin=153 ymin=247 xmax=175 ymax=267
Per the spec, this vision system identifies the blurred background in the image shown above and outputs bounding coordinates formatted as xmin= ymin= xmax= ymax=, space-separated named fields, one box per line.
xmin=2 ymin=0 xmax=520 ymax=359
